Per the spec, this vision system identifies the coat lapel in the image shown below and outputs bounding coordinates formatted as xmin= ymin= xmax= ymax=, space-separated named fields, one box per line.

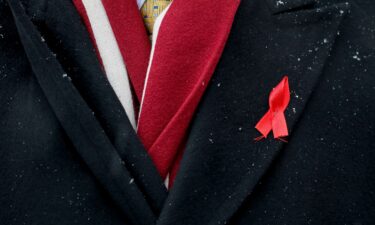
xmin=157 ymin=0 xmax=349 ymax=224
xmin=6 ymin=0 xmax=166 ymax=222
xmin=47 ymin=0 xmax=168 ymax=214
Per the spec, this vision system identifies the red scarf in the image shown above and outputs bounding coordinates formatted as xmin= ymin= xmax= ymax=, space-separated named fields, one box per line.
xmin=73 ymin=0 xmax=240 ymax=186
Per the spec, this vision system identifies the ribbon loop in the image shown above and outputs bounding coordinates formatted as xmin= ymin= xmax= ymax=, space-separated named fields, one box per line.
xmin=255 ymin=76 xmax=290 ymax=141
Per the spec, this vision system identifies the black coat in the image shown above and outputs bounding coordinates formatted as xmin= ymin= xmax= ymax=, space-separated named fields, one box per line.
xmin=1 ymin=0 xmax=374 ymax=224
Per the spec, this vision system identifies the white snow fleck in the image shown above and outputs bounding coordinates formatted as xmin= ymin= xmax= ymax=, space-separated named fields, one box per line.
xmin=353 ymin=52 xmax=361 ymax=61
xmin=276 ymin=0 xmax=285 ymax=6
xmin=62 ymin=73 xmax=72 ymax=81
xmin=129 ymin=178 xmax=134 ymax=184
xmin=291 ymin=91 xmax=303 ymax=101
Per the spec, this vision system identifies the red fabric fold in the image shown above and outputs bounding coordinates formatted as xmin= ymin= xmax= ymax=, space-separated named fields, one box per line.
xmin=73 ymin=0 xmax=151 ymax=102
xmin=137 ymin=0 xmax=241 ymax=185
xmin=101 ymin=0 xmax=151 ymax=102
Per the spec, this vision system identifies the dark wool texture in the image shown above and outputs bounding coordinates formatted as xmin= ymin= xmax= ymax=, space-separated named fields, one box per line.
xmin=0 ymin=0 xmax=374 ymax=224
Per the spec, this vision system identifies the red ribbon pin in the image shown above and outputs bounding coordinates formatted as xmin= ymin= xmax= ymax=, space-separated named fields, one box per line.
xmin=255 ymin=76 xmax=290 ymax=142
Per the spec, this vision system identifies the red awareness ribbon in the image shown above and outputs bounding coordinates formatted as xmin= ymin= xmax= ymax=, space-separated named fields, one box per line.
xmin=255 ymin=76 xmax=290 ymax=142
